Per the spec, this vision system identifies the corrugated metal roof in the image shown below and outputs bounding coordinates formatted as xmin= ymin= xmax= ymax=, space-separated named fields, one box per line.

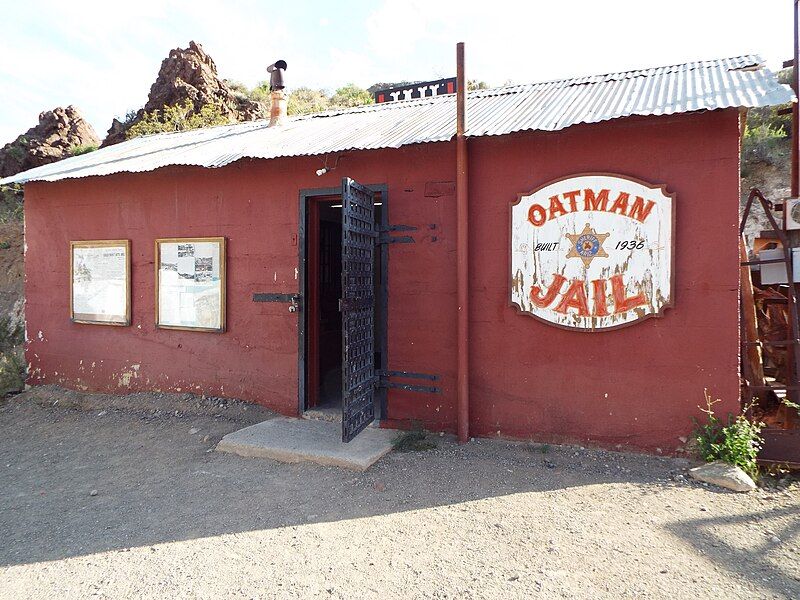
xmin=2 ymin=54 xmax=793 ymax=185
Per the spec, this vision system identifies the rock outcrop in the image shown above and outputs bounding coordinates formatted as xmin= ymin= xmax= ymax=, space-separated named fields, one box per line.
xmin=0 ymin=107 xmax=95 ymax=362
xmin=0 ymin=106 xmax=99 ymax=178
xmin=103 ymin=41 xmax=267 ymax=146
xmin=741 ymin=152 xmax=790 ymax=241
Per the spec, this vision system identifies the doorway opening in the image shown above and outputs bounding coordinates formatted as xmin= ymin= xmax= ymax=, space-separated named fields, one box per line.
xmin=316 ymin=200 xmax=343 ymax=414
xmin=299 ymin=186 xmax=388 ymax=421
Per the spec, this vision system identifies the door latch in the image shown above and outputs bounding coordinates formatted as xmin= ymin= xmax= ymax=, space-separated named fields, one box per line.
xmin=252 ymin=293 xmax=302 ymax=312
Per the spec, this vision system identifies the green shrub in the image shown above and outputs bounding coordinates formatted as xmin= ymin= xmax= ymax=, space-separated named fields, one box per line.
xmin=225 ymin=79 xmax=250 ymax=98
xmin=5 ymin=144 xmax=25 ymax=163
xmin=742 ymin=77 xmax=791 ymax=175
xmin=467 ymin=79 xmax=489 ymax=91
xmin=287 ymin=88 xmax=331 ymax=115
xmin=70 ymin=144 xmax=98 ymax=156
xmin=126 ymin=99 xmax=231 ymax=139
xmin=392 ymin=422 xmax=437 ymax=452
xmin=287 ymin=85 xmax=374 ymax=116
xmin=746 ymin=105 xmax=791 ymax=139
xmin=248 ymin=81 xmax=271 ymax=104
xmin=744 ymin=122 xmax=787 ymax=140
xmin=330 ymin=84 xmax=373 ymax=109
xmin=693 ymin=390 xmax=763 ymax=480
xmin=742 ymin=122 xmax=789 ymax=171
xmin=222 ymin=79 xmax=270 ymax=109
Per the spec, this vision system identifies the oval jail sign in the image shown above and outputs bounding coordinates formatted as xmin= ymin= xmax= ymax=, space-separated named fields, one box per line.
xmin=510 ymin=173 xmax=674 ymax=331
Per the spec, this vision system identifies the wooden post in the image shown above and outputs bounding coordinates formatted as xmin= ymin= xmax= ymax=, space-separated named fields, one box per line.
xmin=740 ymin=237 xmax=765 ymax=388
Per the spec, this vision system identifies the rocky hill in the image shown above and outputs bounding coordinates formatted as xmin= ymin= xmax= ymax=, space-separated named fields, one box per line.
xmin=0 ymin=105 xmax=99 ymax=389
xmin=103 ymin=41 xmax=267 ymax=146
xmin=0 ymin=106 xmax=99 ymax=178
xmin=741 ymin=151 xmax=790 ymax=240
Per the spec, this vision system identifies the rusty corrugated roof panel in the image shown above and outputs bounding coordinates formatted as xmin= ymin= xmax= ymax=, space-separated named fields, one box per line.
xmin=2 ymin=55 xmax=793 ymax=185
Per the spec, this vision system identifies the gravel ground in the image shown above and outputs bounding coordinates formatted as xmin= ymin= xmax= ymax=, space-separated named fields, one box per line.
xmin=0 ymin=386 xmax=798 ymax=599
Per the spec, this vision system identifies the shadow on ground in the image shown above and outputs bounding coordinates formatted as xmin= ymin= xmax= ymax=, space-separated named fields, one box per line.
xmin=0 ymin=387 xmax=797 ymax=599
xmin=667 ymin=506 xmax=799 ymax=598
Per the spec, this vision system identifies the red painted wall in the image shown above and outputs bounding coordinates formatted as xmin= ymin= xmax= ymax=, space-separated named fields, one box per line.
xmin=463 ymin=110 xmax=742 ymax=450
xmin=24 ymin=143 xmax=458 ymax=418
xmin=24 ymin=109 xmax=741 ymax=451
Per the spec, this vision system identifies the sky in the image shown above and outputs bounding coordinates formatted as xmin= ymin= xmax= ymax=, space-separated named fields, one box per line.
xmin=0 ymin=0 xmax=795 ymax=144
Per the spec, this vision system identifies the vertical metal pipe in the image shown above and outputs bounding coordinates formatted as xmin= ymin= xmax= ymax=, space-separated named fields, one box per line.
xmin=456 ymin=42 xmax=470 ymax=443
xmin=791 ymin=1 xmax=800 ymax=422
xmin=793 ymin=0 xmax=799 ymax=197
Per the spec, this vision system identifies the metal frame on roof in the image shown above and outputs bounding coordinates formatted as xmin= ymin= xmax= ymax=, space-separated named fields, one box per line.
xmin=1 ymin=55 xmax=794 ymax=185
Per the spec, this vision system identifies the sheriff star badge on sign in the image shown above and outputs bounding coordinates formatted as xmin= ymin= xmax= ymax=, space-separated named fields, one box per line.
xmin=566 ymin=224 xmax=609 ymax=267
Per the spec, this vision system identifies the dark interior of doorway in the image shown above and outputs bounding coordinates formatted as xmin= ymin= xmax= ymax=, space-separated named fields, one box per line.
xmin=317 ymin=202 xmax=343 ymax=410
xmin=306 ymin=195 xmax=384 ymax=417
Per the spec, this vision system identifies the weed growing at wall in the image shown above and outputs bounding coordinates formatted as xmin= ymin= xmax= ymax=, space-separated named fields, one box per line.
xmin=693 ymin=390 xmax=764 ymax=480
xmin=393 ymin=422 xmax=437 ymax=452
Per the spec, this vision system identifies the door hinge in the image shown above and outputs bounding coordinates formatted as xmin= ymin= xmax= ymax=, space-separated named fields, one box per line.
xmin=378 ymin=224 xmax=417 ymax=245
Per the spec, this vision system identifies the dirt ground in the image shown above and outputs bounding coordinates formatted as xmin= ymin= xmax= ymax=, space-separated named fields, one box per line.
xmin=0 ymin=387 xmax=798 ymax=599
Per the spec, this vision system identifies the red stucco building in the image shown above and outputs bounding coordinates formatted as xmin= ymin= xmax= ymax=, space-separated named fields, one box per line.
xmin=3 ymin=55 xmax=794 ymax=451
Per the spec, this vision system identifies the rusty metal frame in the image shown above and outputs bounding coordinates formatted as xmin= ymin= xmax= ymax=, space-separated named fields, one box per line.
xmin=508 ymin=172 xmax=677 ymax=332
xmin=792 ymin=0 xmax=799 ymax=200
xmin=739 ymin=188 xmax=800 ymax=408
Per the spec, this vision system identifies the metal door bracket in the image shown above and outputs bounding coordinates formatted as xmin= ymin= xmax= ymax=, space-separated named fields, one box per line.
xmin=377 ymin=369 xmax=440 ymax=394
xmin=378 ymin=224 xmax=418 ymax=245
xmin=253 ymin=293 xmax=301 ymax=304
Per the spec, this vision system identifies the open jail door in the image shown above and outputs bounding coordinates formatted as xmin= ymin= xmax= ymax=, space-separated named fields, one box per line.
xmin=340 ymin=178 xmax=377 ymax=442
xmin=339 ymin=178 xmax=441 ymax=442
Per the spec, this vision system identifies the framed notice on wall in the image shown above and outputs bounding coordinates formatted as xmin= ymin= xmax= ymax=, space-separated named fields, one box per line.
xmin=155 ymin=237 xmax=226 ymax=332
xmin=70 ymin=240 xmax=131 ymax=326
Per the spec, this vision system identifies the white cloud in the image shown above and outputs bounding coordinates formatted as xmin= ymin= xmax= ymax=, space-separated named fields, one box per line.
xmin=0 ymin=0 xmax=290 ymax=142
xmin=360 ymin=0 xmax=792 ymax=85
xmin=365 ymin=0 xmax=431 ymax=58
xmin=0 ymin=0 xmax=793 ymax=144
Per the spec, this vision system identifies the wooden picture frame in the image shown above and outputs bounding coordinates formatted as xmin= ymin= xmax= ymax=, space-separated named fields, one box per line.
xmin=155 ymin=237 xmax=226 ymax=332
xmin=70 ymin=239 xmax=131 ymax=326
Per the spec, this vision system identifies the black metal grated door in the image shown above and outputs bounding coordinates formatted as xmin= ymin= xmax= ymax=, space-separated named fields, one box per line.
xmin=340 ymin=178 xmax=376 ymax=442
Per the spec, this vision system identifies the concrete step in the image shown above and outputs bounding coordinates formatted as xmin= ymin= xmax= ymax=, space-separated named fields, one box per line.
xmin=215 ymin=417 xmax=396 ymax=471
